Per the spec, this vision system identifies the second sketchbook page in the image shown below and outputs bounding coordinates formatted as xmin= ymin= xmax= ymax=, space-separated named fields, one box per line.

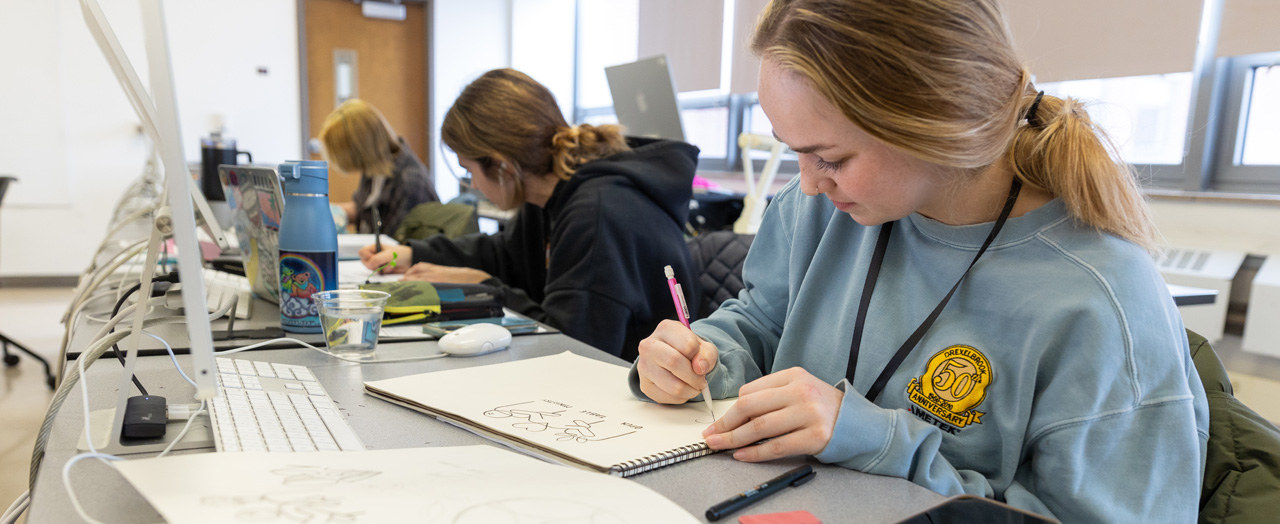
xmin=365 ymin=351 xmax=735 ymax=473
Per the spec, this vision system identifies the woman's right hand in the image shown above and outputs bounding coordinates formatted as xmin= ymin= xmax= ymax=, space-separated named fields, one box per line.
xmin=636 ymin=320 xmax=720 ymax=404
xmin=358 ymin=244 xmax=412 ymax=274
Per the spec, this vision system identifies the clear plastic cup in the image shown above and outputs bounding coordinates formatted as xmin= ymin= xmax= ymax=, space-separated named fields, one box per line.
xmin=312 ymin=290 xmax=390 ymax=361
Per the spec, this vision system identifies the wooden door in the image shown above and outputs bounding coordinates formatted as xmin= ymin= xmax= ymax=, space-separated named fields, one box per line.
xmin=303 ymin=0 xmax=428 ymax=206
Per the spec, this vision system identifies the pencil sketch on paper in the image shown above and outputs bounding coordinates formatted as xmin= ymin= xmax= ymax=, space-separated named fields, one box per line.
xmin=201 ymin=494 xmax=362 ymax=523
xmin=451 ymin=497 xmax=628 ymax=524
xmin=553 ymin=419 xmax=635 ymax=443
xmin=271 ymin=466 xmax=381 ymax=487
xmin=482 ymin=401 xmax=637 ymax=443
xmin=483 ymin=401 xmax=565 ymax=432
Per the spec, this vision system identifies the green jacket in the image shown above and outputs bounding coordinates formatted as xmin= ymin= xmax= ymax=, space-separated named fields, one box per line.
xmin=1190 ymin=329 xmax=1280 ymax=524
xmin=393 ymin=202 xmax=479 ymax=243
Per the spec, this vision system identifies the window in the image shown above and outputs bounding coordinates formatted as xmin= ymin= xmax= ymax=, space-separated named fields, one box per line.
xmin=1040 ymin=73 xmax=1194 ymax=166
xmin=1212 ymin=51 xmax=1280 ymax=191
xmin=681 ymin=104 xmax=729 ymax=159
xmin=1240 ymin=64 xmax=1280 ymax=166
xmin=575 ymin=1 xmax=638 ymax=111
xmin=567 ymin=2 xmax=1280 ymax=193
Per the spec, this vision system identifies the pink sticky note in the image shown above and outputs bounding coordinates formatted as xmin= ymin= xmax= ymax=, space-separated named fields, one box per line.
xmin=738 ymin=510 xmax=822 ymax=524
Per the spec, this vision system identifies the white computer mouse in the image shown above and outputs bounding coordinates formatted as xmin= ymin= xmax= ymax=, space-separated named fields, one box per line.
xmin=437 ymin=323 xmax=513 ymax=357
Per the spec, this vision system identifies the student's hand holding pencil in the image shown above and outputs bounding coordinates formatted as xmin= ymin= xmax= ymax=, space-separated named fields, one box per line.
xmin=636 ymin=320 xmax=720 ymax=404
xmin=358 ymin=244 xmax=413 ymax=274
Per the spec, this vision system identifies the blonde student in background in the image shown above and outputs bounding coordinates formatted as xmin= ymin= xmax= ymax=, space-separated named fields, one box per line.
xmin=360 ymin=69 xmax=700 ymax=362
xmin=320 ymin=99 xmax=438 ymax=235
xmin=631 ymin=0 xmax=1208 ymax=522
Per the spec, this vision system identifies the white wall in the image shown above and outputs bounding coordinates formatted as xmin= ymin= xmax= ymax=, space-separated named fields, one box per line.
xmin=0 ymin=0 xmax=299 ymax=277
xmin=1151 ymin=199 xmax=1280 ymax=256
xmin=165 ymin=1 xmax=301 ymax=167
xmin=429 ymin=0 xmax=513 ymax=203
xmin=511 ymin=0 xmax=576 ymax=123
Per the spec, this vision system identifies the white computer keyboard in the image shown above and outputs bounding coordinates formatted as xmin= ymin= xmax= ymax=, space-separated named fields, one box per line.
xmin=204 ymin=270 xmax=253 ymax=319
xmin=208 ymin=357 xmax=365 ymax=452
xmin=164 ymin=269 xmax=253 ymax=319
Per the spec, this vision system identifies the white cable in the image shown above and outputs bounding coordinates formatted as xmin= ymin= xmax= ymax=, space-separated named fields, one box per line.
xmin=61 ymin=453 xmax=122 ymax=524
xmin=64 ymin=239 xmax=148 ymax=323
xmin=217 ymin=337 xmax=449 ymax=364
xmin=78 ymin=344 xmax=105 ymax=455
xmin=58 ymin=240 xmax=151 ymax=378
xmin=76 ymin=322 xmax=214 ymax=457
xmin=156 ymin=400 xmax=206 ymax=459
xmin=1 ymin=498 xmax=28 ymax=524
xmin=56 ymin=329 xmax=202 ymax=522
xmin=84 ymin=305 xmax=157 ymax=324
xmin=148 ymin=331 xmax=195 ymax=387
xmin=1 ymin=491 xmax=28 ymax=524
xmin=31 ymin=318 xmax=184 ymax=489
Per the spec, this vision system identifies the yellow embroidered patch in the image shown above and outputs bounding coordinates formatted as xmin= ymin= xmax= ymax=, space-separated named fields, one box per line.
xmin=906 ymin=345 xmax=992 ymax=429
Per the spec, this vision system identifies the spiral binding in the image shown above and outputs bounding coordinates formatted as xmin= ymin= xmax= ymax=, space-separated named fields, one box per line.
xmin=608 ymin=442 xmax=715 ymax=477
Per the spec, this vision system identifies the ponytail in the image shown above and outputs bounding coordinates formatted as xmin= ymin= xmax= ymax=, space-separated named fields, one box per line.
xmin=1008 ymin=87 xmax=1157 ymax=251
xmin=549 ymin=123 xmax=630 ymax=180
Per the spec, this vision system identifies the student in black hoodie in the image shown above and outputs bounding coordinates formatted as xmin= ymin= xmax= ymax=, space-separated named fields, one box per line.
xmin=359 ymin=68 xmax=699 ymax=362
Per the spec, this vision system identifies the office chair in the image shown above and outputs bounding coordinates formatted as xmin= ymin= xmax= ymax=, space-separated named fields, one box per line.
xmin=0 ymin=176 xmax=56 ymax=389
xmin=687 ymin=231 xmax=754 ymax=320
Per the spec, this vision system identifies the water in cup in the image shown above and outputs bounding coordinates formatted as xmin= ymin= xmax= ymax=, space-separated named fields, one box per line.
xmin=313 ymin=290 xmax=390 ymax=360
xmin=320 ymin=307 xmax=383 ymax=359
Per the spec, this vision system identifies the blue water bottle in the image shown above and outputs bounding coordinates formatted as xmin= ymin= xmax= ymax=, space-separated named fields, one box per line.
xmin=277 ymin=160 xmax=338 ymax=333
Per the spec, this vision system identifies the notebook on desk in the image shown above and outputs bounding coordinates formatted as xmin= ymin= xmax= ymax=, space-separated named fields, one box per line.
xmin=364 ymin=352 xmax=734 ymax=477
xmin=114 ymin=445 xmax=700 ymax=523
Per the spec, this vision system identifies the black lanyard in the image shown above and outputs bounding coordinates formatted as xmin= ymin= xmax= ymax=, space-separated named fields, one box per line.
xmin=846 ymin=178 xmax=1023 ymax=402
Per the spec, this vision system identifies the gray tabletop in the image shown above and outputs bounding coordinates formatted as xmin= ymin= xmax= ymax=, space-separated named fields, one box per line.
xmin=30 ymin=322 xmax=944 ymax=523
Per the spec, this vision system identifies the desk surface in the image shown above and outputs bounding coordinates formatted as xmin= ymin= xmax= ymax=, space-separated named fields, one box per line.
xmin=29 ymin=333 xmax=943 ymax=523
xmin=1168 ymin=283 xmax=1218 ymax=307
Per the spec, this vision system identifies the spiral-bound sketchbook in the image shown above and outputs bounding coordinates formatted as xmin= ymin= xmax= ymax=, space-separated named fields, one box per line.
xmin=364 ymin=352 xmax=734 ymax=477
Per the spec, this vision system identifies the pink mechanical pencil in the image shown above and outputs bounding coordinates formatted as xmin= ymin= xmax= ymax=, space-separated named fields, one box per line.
xmin=665 ymin=265 xmax=715 ymax=420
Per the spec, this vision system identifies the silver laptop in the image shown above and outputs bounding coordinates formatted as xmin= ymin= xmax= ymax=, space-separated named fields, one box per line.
xmin=605 ymin=55 xmax=685 ymax=141
xmin=218 ymin=165 xmax=285 ymax=304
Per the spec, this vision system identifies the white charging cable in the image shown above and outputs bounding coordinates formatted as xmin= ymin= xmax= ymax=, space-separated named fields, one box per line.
xmin=61 ymin=453 xmax=122 ymax=524
xmin=59 ymin=329 xmax=205 ymax=524
xmin=216 ymin=337 xmax=449 ymax=364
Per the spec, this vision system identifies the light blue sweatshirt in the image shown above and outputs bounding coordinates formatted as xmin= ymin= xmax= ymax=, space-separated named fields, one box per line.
xmin=630 ymin=178 xmax=1209 ymax=523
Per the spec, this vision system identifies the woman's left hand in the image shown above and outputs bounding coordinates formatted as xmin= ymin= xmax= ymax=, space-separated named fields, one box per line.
xmin=401 ymin=262 xmax=492 ymax=284
xmin=701 ymin=367 xmax=844 ymax=462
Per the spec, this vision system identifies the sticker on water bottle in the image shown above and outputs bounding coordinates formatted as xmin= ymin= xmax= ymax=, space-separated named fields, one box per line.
xmin=279 ymin=251 xmax=336 ymax=332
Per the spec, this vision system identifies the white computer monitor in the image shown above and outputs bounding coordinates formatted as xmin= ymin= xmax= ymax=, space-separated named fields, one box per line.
xmin=604 ymin=55 xmax=686 ymax=141
xmin=81 ymin=0 xmax=218 ymax=401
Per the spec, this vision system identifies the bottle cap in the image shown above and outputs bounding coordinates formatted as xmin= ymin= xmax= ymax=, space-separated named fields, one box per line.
xmin=279 ymin=161 xmax=329 ymax=194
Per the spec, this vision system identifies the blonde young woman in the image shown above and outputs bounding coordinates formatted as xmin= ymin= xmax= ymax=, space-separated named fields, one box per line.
xmin=320 ymin=99 xmax=438 ymax=235
xmin=634 ymin=1 xmax=1208 ymax=522
xmin=360 ymin=69 xmax=699 ymax=361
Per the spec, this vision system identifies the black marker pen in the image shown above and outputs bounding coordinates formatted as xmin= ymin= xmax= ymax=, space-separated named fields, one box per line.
xmin=705 ymin=464 xmax=817 ymax=521
xmin=372 ymin=207 xmax=383 ymax=253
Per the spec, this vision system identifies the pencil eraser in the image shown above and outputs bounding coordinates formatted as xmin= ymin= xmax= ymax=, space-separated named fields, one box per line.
xmin=738 ymin=510 xmax=822 ymax=524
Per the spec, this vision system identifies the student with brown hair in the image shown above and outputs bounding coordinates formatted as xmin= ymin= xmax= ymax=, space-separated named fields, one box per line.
xmin=320 ymin=99 xmax=438 ymax=235
xmin=632 ymin=0 xmax=1208 ymax=521
xmin=360 ymin=69 xmax=699 ymax=361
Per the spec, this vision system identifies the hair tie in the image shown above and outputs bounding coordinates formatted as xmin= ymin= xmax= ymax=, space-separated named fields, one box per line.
xmin=1026 ymin=91 xmax=1046 ymax=128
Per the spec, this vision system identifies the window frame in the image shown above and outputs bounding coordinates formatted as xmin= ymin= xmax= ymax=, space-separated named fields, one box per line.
xmin=1210 ymin=51 xmax=1280 ymax=192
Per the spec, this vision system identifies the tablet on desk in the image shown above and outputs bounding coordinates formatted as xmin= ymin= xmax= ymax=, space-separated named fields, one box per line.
xmin=895 ymin=494 xmax=1058 ymax=524
xmin=421 ymin=316 xmax=539 ymax=337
